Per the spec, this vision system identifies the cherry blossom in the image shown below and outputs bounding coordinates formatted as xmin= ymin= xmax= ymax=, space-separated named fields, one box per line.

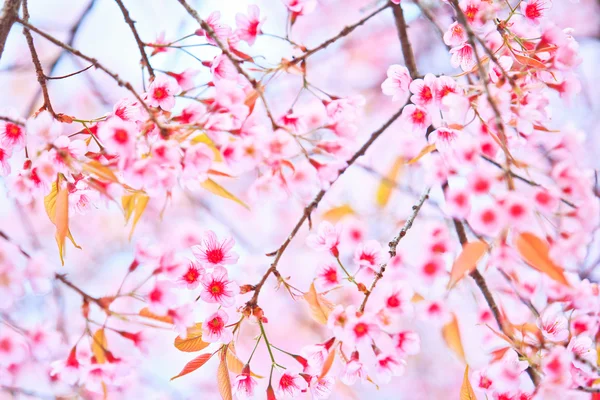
xmin=192 ymin=230 xmax=239 ymax=268
xmin=199 ymin=267 xmax=239 ymax=307
xmin=381 ymin=65 xmax=412 ymax=102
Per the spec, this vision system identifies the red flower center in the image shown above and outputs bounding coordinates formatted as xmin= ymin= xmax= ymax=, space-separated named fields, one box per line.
xmin=184 ymin=267 xmax=200 ymax=283
xmin=353 ymin=322 xmax=369 ymax=338
xmin=210 ymin=281 xmax=225 ymax=295
xmin=206 ymin=248 xmax=224 ymax=264
xmin=387 ymin=295 xmax=400 ymax=308
xmin=113 ymin=128 xmax=129 ymax=144
xmin=153 ymin=87 xmax=167 ymax=100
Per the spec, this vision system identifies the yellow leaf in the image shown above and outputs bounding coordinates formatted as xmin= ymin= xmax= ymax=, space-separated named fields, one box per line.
xmin=448 ymin=241 xmax=488 ymax=289
xmin=442 ymin=313 xmax=465 ymax=363
xmin=139 ymin=307 xmax=174 ymax=324
xmin=91 ymin=329 xmax=107 ymax=364
xmin=460 ymin=366 xmax=478 ymax=400
xmin=515 ymin=232 xmax=570 ymax=286
xmin=376 ymin=156 xmax=404 ymax=208
xmin=303 ymin=282 xmax=335 ymax=325
xmin=122 ymin=192 xmax=149 ymax=240
xmin=171 ymin=353 xmax=213 ymax=381
xmin=218 ymin=346 xmax=233 ymax=400
xmin=201 ymin=178 xmax=249 ymax=210
xmin=191 ymin=133 xmax=223 ymax=162
xmin=227 ymin=342 xmax=263 ymax=378
xmin=174 ymin=323 xmax=210 ymax=352
xmin=122 ymin=194 xmax=135 ymax=223
xmin=513 ymin=53 xmax=546 ymax=69
xmin=45 ymin=179 xmax=80 ymax=265
xmin=319 ymin=346 xmax=336 ymax=378
xmin=82 ymin=160 xmax=119 ymax=183
xmin=407 ymin=143 xmax=436 ymax=164
xmin=322 ymin=204 xmax=355 ymax=223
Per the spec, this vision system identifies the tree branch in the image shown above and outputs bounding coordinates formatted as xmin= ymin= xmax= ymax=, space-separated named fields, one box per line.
xmin=0 ymin=0 xmax=21 ymax=61
xmin=391 ymin=2 xmax=418 ymax=79
xmin=113 ymin=0 xmax=154 ymax=79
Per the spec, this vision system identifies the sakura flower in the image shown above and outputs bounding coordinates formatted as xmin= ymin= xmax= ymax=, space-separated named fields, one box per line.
xmin=301 ymin=337 xmax=336 ymax=372
xmin=381 ymin=64 xmax=412 ymax=102
xmin=316 ymin=262 xmax=339 ymax=290
xmin=178 ymin=261 xmax=205 ymax=289
xmin=380 ymin=281 xmax=414 ymax=315
xmin=434 ymin=76 xmax=459 ymax=105
xmin=278 ymin=371 xmax=308 ymax=398
xmin=283 ymin=0 xmax=317 ymax=16
xmin=235 ymin=5 xmax=264 ymax=45
xmin=450 ymin=43 xmax=476 ymax=72
xmin=309 ymin=375 xmax=334 ymax=399
xmin=375 ymin=353 xmax=406 ymax=384
xmin=409 ymin=73 xmax=436 ymax=107
xmin=520 ymin=0 xmax=552 ymax=24
xmin=210 ymin=54 xmax=238 ymax=81
xmin=394 ymin=330 xmax=421 ymax=355
xmin=196 ymin=11 xmax=232 ymax=45
xmin=0 ymin=120 xmax=25 ymax=150
xmin=0 ymin=330 xmax=26 ymax=366
xmin=487 ymin=349 xmax=529 ymax=392
xmin=568 ymin=335 xmax=597 ymax=364
xmin=202 ymin=309 xmax=232 ymax=343
xmin=27 ymin=324 xmax=61 ymax=360
xmin=400 ymin=104 xmax=431 ymax=135
xmin=353 ymin=240 xmax=385 ymax=270
xmin=340 ymin=358 xmax=366 ymax=386
xmin=444 ymin=186 xmax=471 ymax=218
xmin=113 ymin=96 xmax=144 ymax=122
xmin=428 ymin=127 xmax=460 ymax=152
xmin=25 ymin=110 xmax=61 ymax=146
xmin=182 ymin=143 xmax=214 ymax=181
xmin=146 ymin=280 xmax=177 ymax=315
xmin=50 ymin=347 xmax=82 ymax=385
xmin=0 ymin=146 xmax=11 ymax=175
xmin=306 ymin=221 xmax=342 ymax=257
xmin=542 ymin=346 xmax=573 ymax=386
xmin=192 ymin=231 xmax=239 ymax=268
xmin=166 ymin=68 xmax=198 ymax=91
xmin=489 ymin=56 xmax=513 ymax=84
xmin=97 ymin=118 xmax=137 ymax=158
xmin=443 ymin=22 xmax=467 ymax=47
xmin=199 ymin=267 xmax=239 ymax=307
xmin=344 ymin=314 xmax=381 ymax=348
xmin=233 ymin=365 xmax=257 ymax=400
xmin=538 ymin=307 xmax=569 ymax=342
xmin=418 ymin=255 xmax=446 ymax=283
xmin=468 ymin=204 xmax=504 ymax=237
xmin=146 ymin=75 xmax=180 ymax=111
xmin=169 ymin=304 xmax=195 ymax=338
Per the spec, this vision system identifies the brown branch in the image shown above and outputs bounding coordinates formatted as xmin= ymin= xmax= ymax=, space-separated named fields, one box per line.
xmin=26 ymin=0 xmax=97 ymax=115
xmin=359 ymin=187 xmax=430 ymax=312
xmin=391 ymin=2 xmax=418 ymax=79
xmin=22 ymin=0 xmax=56 ymax=117
xmin=246 ymin=102 xmax=411 ymax=309
xmin=45 ymin=63 xmax=93 ymax=80
xmin=113 ymin=0 xmax=154 ymax=79
xmin=16 ymin=18 xmax=167 ymax=135
xmin=452 ymin=218 xmax=540 ymax=387
xmin=0 ymin=0 xmax=21 ymax=61
xmin=0 ymin=115 xmax=24 ymax=125
xmin=289 ymin=2 xmax=390 ymax=66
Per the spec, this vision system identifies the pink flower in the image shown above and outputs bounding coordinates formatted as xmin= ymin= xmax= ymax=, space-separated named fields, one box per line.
xmin=316 ymin=262 xmax=339 ymax=290
xmin=309 ymin=375 xmax=334 ymax=399
xmin=232 ymin=365 xmax=257 ymax=400
xmin=183 ymin=143 xmax=214 ymax=181
xmin=538 ymin=307 xmax=569 ymax=342
xmin=202 ymin=309 xmax=232 ymax=343
xmin=170 ymin=304 xmax=195 ymax=338
xmin=444 ymin=186 xmax=471 ymax=218
xmin=192 ymin=230 xmax=239 ymax=268
xmin=400 ymin=104 xmax=431 ymax=135
xmin=0 ymin=121 xmax=25 ymax=150
xmin=394 ymin=330 xmax=420 ymax=355
xmin=541 ymin=346 xmax=572 ymax=386
xmin=306 ymin=221 xmax=342 ymax=257
xmin=409 ymin=73 xmax=436 ymax=107
xmin=50 ymin=347 xmax=82 ymax=385
xmin=380 ymin=282 xmax=414 ymax=315
xmin=146 ymin=75 xmax=180 ymax=111
xmin=468 ymin=204 xmax=504 ymax=237
xmin=235 ymin=5 xmax=265 ymax=45
xmin=344 ymin=314 xmax=381 ymax=348
xmin=428 ymin=127 xmax=460 ymax=152
xmin=178 ymin=261 xmax=205 ymax=289
xmin=450 ymin=43 xmax=476 ymax=72
xmin=97 ymin=118 xmax=137 ymax=158
xmin=199 ymin=267 xmax=239 ymax=307
xmin=210 ymin=54 xmax=238 ymax=81
xmin=375 ymin=353 xmax=406 ymax=384
xmin=340 ymin=358 xmax=366 ymax=385
xmin=146 ymin=280 xmax=177 ymax=315
xmin=0 ymin=330 xmax=26 ymax=366
xmin=196 ymin=11 xmax=232 ymax=45
xmin=283 ymin=0 xmax=317 ymax=16
xmin=167 ymin=68 xmax=198 ymax=91
xmin=520 ymin=0 xmax=552 ymax=24
xmin=443 ymin=22 xmax=467 ymax=47
xmin=278 ymin=371 xmax=308 ymax=397
xmin=353 ymin=240 xmax=384 ymax=270
xmin=381 ymin=64 xmax=412 ymax=102
xmin=487 ymin=349 xmax=529 ymax=392
xmin=0 ymin=146 xmax=12 ymax=175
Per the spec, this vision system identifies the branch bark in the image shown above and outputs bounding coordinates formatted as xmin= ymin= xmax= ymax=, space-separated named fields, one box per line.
xmin=0 ymin=0 xmax=21 ymax=61
xmin=391 ymin=2 xmax=418 ymax=79
xmin=113 ymin=0 xmax=154 ymax=79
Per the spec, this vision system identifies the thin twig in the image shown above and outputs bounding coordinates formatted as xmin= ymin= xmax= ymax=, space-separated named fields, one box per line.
xmin=0 ymin=115 xmax=24 ymax=125
xmin=359 ymin=187 xmax=430 ymax=312
xmin=391 ymin=2 xmax=418 ymax=79
xmin=113 ymin=0 xmax=155 ymax=79
xmin=46 ymin=63 xmax=94 ymax=80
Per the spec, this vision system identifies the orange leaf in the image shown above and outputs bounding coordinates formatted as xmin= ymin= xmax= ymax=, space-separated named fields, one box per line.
xmin=45 ymin=178 xmax=81 ymax=265
xmin=322 ymin=204 xmax=355 ymax=223
xmin=448 ymin=241 xmax=488 ymax=289
xmin=442 ymin=313 xmax=465 ymax=363
xmin=319 ymin=347 xmax=336 ymax=378
xmin=201 ymin=178 xmax=249 ymax=210
xmin=218 ymin=346 xmax=233 ymax=400
xmin=513 ymin=53 xmax=546 ymax=69
xmin=171 ymin=353 xmax=213 ymax=381
xmin=91 ymin=329 xmax=107 ymax=364
xmin=460 ymin=366 xmax=478 ymax=400
xmin=515 ymin=232 xmax=570 ymax=286
xmin=174 ymin=323 xmax=209 ymax=352
xmin=407 ymin=144 xmax=436 ymax=164
xmin=376 ymin=156 xmax=404 ymax=208
xmin=138 ymin=307 xmax=174 ymax=324
xmin=82 ymin=160 xmax=119 ymax=183
xmin=303 ymin=282 xmax=335 ymax=325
